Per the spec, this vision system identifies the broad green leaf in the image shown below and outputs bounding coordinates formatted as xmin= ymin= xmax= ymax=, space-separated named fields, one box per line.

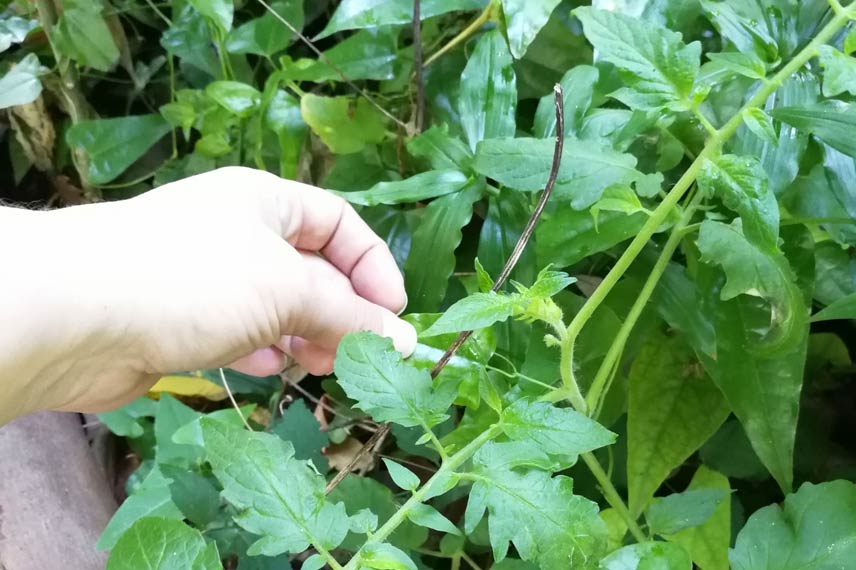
xmin=646 ymin=489 xmax=728 ymax=536
xmin=600 ymin=542 xmax=692 ymax=570
xmin=206 ymin=81 xmax=261 ymax=117
xmin=265 ymin=89 xmax=307 ymax=180
xmin=500 ymin=399 xmax=616 ymax=458
xmin=52 ymin=0 xmax=119 ymax=72
xmin=383 ymin=458 xmax=420 ymax=492
xmin=360 ymin=542 xmax=418 ymax=570
xmin=202 ymin=419 xmax=350 ymax=555
xmin=161 ymin=6 xmax=220 ymax=77
xmin=471 ymin=441 xmax=557 ymax=472
xmin=226 ymin=0 xmax=303 ymax=56
xmin=705 ymin=52 xmax=766 ymax=80
xmin=97 ymin=467 xmax=184 ymax=551
xmin=66 ymin=114 xmax=171 ymax=185
xmin=772 ymin=100 xmax=856 ymax=159
xmin=0 ymin=54 xmax=44 ymax=110
xmin=107 ymin=517 xmax=222 ymax=570
xmin=404 ymin=180 xmax=483 ymax=312
xmin=459 ymin=29 xmax=517 ymax=151
xmin=172 ymin=404 xmax=257 ymax=449
xmin=731 ymin=480 xmax=856 ymax=570
xmin=272 ymin=399 xmax=329 ymax=472
xmin=700 ymin=419 xmax=766 ymax=480
xmin=627 ymin=334 xmax=729 ymax=517
xmin=527 ymin=266 xmax=576 ymax=297
xmin=302 ymin=554 xmax=325 ymax=570
xmin=160 ymin=466 xmax=221 ymax=527
xmin=475 ymin=258 xmax=495 ymax=292
xmin=814 ymin=241 xmax=856 ymax=306
xmin=349 ymin=509 xmax=379 ymax=534
xmin=97 ymin=397 xmax=158 ymax=438
xmin=473 ymin=138 xmax=642 ymax=209
xmin=408 ymin=504 xmax=461 ymax=536
xmin=500 ymin=0 xmax=562 ymax=58
xmin=653 ymin=263 xmax=716 ymax=358
xmin=574 ymin=7 xmax=701 ymax=111
xmin=317 ymin=0 xmax=483 ymax=39
xmin=742 ymin=108 xmax=778 ymax=146
xmin=421 ymin=292 xmax=521 ymax=336
xmin=334 ymin=332 xmax=456 ymax=428
xmin=533 ymin=65 xmax=599 ymax=138
xmin=536 ymin=206 xmax=648 ymax=268
xmin=812 ymin=291 xmax=856 ymax=322
xmin=465 ymin=450 xmax=607 ymax=569
xmin=406 ymin=124 xmax=473 ymax=171
xmin=301 ymin=94 xmax=386 ymax=154
xmin=698 ymin=154 xmax=778 ymax=249
xmin=590 ymin=185 xmax=647 ymax=230
xmin=154 ymin=394 xmax=202 ymax=466
xmin=0 ymin=16 xmax=36 ymax=54
xmin=666 ymin=466 xmax=732 ymax=570
xmin=285 ymin=29 xmax=397 ymax=82
xmin=818 ymin=46 xmax=856 ymax=97
xmin=188 ymin=0 xmax=234 ymax=32
xmin=341 ymin=170 xmax=469 ymax=206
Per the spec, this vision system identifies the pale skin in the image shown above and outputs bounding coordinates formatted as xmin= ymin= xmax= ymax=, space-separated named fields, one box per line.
xmin=0 ymin=167 xmax=417 ymax=425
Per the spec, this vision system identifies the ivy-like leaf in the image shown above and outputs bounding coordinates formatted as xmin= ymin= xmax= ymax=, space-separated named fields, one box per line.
xmin=0 ymin=16 xmax=36 ymax=54
xmin=226 ymin=0 xmax=303 ymax=57
xmin=201 ymin=420 xmax=350 ymax=556
xmin=334 ymin=332 xmax=456 ymax=428
xmin=600 ymin=541 xmax=692 ymax=570
xmin=574 ymin=7 xmax=701 ymax=111
xmin=459 ymin=29 xmax=517 ymax=151
xmin=206 ymin=81 xmax=261 ymax=117
xmin=300 ymin=94 xmax=385 ymax=154
xmin=285 ymin=29 xmax=397 ymax=83
xmin=317 ymin=0 xmax=483 ymax=39
xmin=645 ymin=489 xmax=729 ymax=536
xmin=188 ymin=0 xmax=233 ymax=32
xmin=341 ymin=170 xmax=469 ymax=206
xmin=52 ymin=0 xmax=119 ymax=72
xmin=0 ymin=53 xmax=44 ymax=110
xmin=500 ymin=0 xmax=562 ymax=59
xmin=731 ymin=480 xmax=856 ymax=570
xmin=500 ymin=399 xmax=615 ymax=459
xmin=106 ymin=517 xmax=222 ymax=570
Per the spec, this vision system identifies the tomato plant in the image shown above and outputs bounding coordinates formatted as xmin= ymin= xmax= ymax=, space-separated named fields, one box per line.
xmin=4 ymin=0 xmax=856 ymax=569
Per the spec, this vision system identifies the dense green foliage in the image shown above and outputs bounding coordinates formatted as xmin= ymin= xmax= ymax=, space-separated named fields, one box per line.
xmin=4 ymin=0 xmax=856 ymax=569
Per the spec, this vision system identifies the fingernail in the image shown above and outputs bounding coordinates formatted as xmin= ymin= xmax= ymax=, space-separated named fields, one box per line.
xmin=382 ymin=313 xmax=417 ymax=357
xmin=396 ymin=292 xmax=409 ymax=316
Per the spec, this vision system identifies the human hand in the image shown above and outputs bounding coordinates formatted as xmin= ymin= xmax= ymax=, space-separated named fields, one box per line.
xmin=0 ymin=167 xmax=416 ymax=419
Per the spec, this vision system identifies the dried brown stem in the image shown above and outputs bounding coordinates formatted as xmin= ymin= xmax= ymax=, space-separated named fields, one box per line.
xmin=325 ymin=84 xmax=566 ymax=495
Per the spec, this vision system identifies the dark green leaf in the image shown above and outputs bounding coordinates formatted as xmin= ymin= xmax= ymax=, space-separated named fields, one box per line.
xmin=107 ymin=517 xmax=222 ymax=570
xmin=154 ymin=394 xmax=201 ymax=466
xmin=383 ymin=458 xmax=421 ymax=491
xmin=772 ymin=100 xmax=856 ymax=159
xmin=500 ymin=0 xmax=562 ymax=58
xmin=404 ymin=180 xmax=483 ymax=312
xmin=272 ymin=399 xmax=329 ymax=472
xmin=812 ymin=291 xmax=856 ymax=322
xmin=731 ymin=480 xmax=856 ymax=570
xmin=52 ymin=0 xmax=119 ymax=72
xmin=160 ymin=465 xmax=221 ymax=527
xmin=161 ymin=6 xmax=220 ymax=77
xmin=408 ymin=504 xmax=461 ymax=536
xmin=574 ymin=6 xmax=701 ymax=111
xmin=600 ymin=541 xmax=691 ymax=570
xmin=226 ymin=1 xmax=303 ymax=56
xmin=646 ymin=489 xmax=729 ymax=536
xmin=700 ymin=419 xmax=767 ymax=480
xmin=341 ymin=170 xmax=469 ymax=206
xmin=334 ymin=332 xmax=456 ymax=428
xmin=206 ymin=81 xmax=261 ymax=117
xmin=459 ymin=29 xmax=517 ymax=151
xmin=265 ymin=89 xmax=307 ymax=179
xmin=202 ymin=420 xmax=350 ymax=555
xmin=533 ymin=65 xmax=598 ymax=139
xmin=627 ymin=333 xmax=729 ymax=517
xmin=285 ymin=29 xmax=397 ymax=82
xmin=406 ymin=124 xmax=473 ymax=171
xmin=66 ymin=114 xmax=171 ymax=185
xmin=317 ymin=0 xmax=484 ymax=39
xmin=0 ymin=54 xmax=44 ymax=110
xmin=301 ymin=94 xmax=386 ymax=154
xmin=97 ymin=397 xmax=158 ymax=438
xmin=188 ymin=0 xmax=234 ymax=32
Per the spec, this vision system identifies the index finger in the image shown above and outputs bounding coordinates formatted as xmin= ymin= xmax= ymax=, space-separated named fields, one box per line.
xmin=275 ymin=179 xmax=407 ymax=314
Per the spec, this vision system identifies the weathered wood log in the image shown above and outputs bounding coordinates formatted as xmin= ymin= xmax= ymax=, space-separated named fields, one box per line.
xmin=0 ymin=412 xmax=116 ymax=570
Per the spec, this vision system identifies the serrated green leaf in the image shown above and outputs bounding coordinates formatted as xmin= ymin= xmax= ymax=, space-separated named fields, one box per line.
xmin=731 ymin=480 xmax=856 ymax=570
xmin=705 ymin=52 xmax=767 ymax=80
xmin=202 ymin=420 xmax=349 ymax=555
xmin=698 ymin=154 xmax=778 ymax=249
xmin=97 ymin=397 xmax=158 ymax=438
xmin=600 ymin=541 xmax=692 ymax=570
xmin=472 ymin=138 xmax=642 ymax=209
xmin=349 ymin=508 xmax=379 ymax=534
xmin=500 ymin=0 xmax=562 ymax=58
xmin=272 ymin=399 xmax=329 ymax=472
xmin=66 ymin=114 xmax=171 ymax=185
xmin=52 ymin=0 xmax=119 ymax=72
xmin=360 ymin=542 xmax=418 ymax=570
xmin=154 ymin=394 xmax=201 ymax=466
xmin=574 ymin=6 xmax=700 ymax=111
xmin=473 ymin=441 xmax=558 ymax=471
xmin=107 ymin=517 xmax=222 ymax=570
xmin=628 ymin=333 xmax=729 ymax=517
xmin=464 ymin=458 xmax=607 ymax=569
xmin=407 ymin=124 xmax=473 ymax=171
xmin=742 ymin=108 xmax=778 ymax=146
xmin=421 ymin=291 xmax=521 ymax=336
xmin=772 ymin=100 xmax=856 ymax=159
xmin=285 ymin=29 xmax=397 ymax=82
xmin=459 ymin=29 xmax=516 ymax=151
xmin=665 ymin=466 xmax=731 ymax=570
xmin=188 ymin=0 xmax=233 ymax=32
xmin=226 ymin=0 xmax=302 ymax=56
xmin=818 ymin=46 xmax=856 ymax=97
xmin=501 ymin=399 xmax=615 ymax=459
xmin=334 ymin=332 xmax=455 ymax=428
xmin=172 ymin=404 xmax=257 ymax=449
xmin=646 ymin=489 xmax=728 ymax=536
xmin=533 ymin=65 xmax=599 ymax=138
xmin=0 ymin=54 xmax=44 ymax=110
xmin=475 ymin=258 xmax=495 ymax=293
xmin=528 ymin=267 xmax=576 ymax=298
xmin=317 ymin=0 xmax=483 ymax=39
xmin=301 ymin=94 xmax=385 ymax=154
xmin=383 ymin=458 xmax=421 ymax=491
xmin=408 ymin=503 xmax=462 ymax=536
xmin=341 ymin=170 xmax=469 ymax=206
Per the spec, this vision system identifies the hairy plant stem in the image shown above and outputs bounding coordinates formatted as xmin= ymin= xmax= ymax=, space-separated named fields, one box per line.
xmin=585 ymin=191 xmax=705 ymax=415
xmin=582 ymin=453 xmax=648 ymax=543
xmin=562 ymin=3 xmax=856 ymax=413
xmin=423 ymin=2 xmax=495 ymax=68
xmin=342 ymin=425 xmax=503 ymax=570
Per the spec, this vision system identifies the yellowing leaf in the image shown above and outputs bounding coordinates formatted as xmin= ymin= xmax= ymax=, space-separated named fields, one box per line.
xmin=149 ymin=375 xmax=226 ymax=401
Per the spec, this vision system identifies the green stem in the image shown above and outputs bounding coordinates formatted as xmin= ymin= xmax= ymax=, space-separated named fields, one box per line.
xmin=586 ymin=192 xmax=705 ymax=414
xmin=315 ymin=544 xmax=345 ymax=570
xmin=460 ymin=552 xmax=484 ymax=570
xmin=423 ymin=2 xmax=495 ymax=67
xmin=562 ymin=3 xmax=856 ymax=405
xmin=693 ymin=108 xmax=717 ymax=137
xmin=829 ymin=0 xmax=847 ymax=16
xmin=582 ymin=453 xmax=648 ymax=543
xmin=342 ymin=425 xmax=502 ymax=570
xmin=558 ymin=328 xmax=588 ymax=415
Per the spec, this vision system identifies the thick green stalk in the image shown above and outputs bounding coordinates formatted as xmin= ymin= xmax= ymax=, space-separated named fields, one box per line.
xmin=582 ymin=453 xmax=647 ymax=543
xmin=342 ymin=425 xmax=502 ymax=570
xmin=423 ymin=2 xmax=495 ymax=67
xmin=562 ymin=3 xmax=856 ymax=407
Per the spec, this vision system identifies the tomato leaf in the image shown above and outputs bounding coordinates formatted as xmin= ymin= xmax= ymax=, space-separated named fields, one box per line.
xmin=106 ymin=517 xmax=222 ymax=570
